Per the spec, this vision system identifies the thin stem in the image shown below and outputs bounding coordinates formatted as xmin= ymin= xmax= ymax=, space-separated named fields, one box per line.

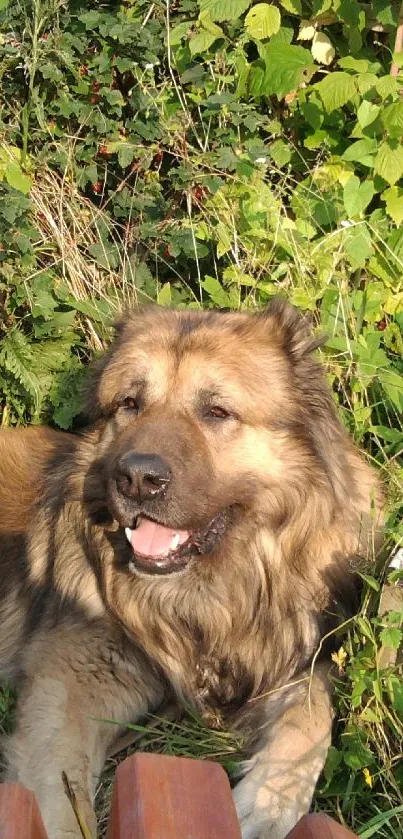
xmin=21 ymin=0 xmax=42 ymax=162
xmin=391 ymin=0 xmax=403 ymax=77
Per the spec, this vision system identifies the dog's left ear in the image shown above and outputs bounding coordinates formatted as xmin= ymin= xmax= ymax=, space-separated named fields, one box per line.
xmin=262 ymin=297 xmax=325 ymax=359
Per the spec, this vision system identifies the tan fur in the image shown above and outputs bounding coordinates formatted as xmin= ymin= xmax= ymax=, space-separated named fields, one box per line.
xmin=0 ymin=302 xmax=383 ymax=838
xmin=0 ymin=427 xmax=67 ymax=534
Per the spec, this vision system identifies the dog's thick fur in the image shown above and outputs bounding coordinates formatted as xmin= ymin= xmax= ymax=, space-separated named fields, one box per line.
xmin=0 ymin=302 xmax=383 ymax=838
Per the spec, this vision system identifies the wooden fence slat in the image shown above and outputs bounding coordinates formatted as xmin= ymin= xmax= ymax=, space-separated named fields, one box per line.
xmin=285 ymin=813 xmax=358 ymax=839
xmin=106 ymin=752 xmax=242 ymax=839
xmin=0 ymin=762 xmax=359 ymax=839
xmin=0 ymin=783 xmax=48 ymax=839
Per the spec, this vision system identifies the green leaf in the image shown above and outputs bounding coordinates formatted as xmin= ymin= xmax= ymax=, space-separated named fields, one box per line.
xmin=201 ymin=276 xmax=232 ymax=306
xmin=297 ymin=21 xmax=315 ymax=41
xmin=249 ymin=43 xmax=314 ymax=99
xmin=380 ymin=369 xmax=403 ymax=412
xmin=357 ymin=73 xmax=378 ymax=95
xmin=78 ymin=10 xmax=102 ymax=28
xmin=245 ymin=4 xmax=281 ymax=40
xmin=356 ymin=616 xmax=374 ymax=641
xmin=357 ymin=100 xmax=380 ymax=129
xmin=189 ymin=30 xmax=218 ymax=54
xmin=270 ymin=25 xmax=293 ymax=45
xmin=4 ymin=162 xmax=32 ymax=194
xmin=157 ymin=282 xmax=172 ymax=305
xmin=381 ymin=101 xmax=403 ymax=137
xmin=315 ymin=72 xmax=357 ymax=112
xmin=338 ymin=0 xmax=362 ymax=27
xmin=279 ymin=0 xmax=301 ymax=12
xmin=198 ymin=9 xmax=225 ymax=34
xmin=198 ymin=0 xmax=251 ymax=22
xmin=51 ymin=366 xmax=88 ymax=429
xmin=223 ymin=266 xmax=255 ymax=286
xmin=0 ymin=329 xmax=40 ymax=408
xmin=342 ymin=137 xmax=377 ymax=163
xmin=118 ymin=143 xmax=135 ymax=168
xmin=343 ymin=176 xmax=374 ymax=217
xmin=311 ymin=32 xmax=335 ymax=65
xmin=190 ymin=11 xmax=224 ymax=54
xmin=361 ymin=280 xmax=388 ymax=322
xmin=374 ymin=140 xmax=403 ymax=186
xmin=88 ymin=242 xmax=120 ymax=270
xmin=379 ymin=627 xmax=402 ymax=650
xmin=359 ymin=806 xmax=403 ymax=839
xmin=270 ymin=139 xmax=291 ymax=168
xmin=360 ymin=707 xmax=380 ymax=723
xmin=338 ymin=56 xmax=368 ymax=72
xmin=40 ymin=62 xmax=63 ymax=82
xmin=169 ymin=21 xmax=192 ymax=46
xmin=343 ymin=743 xmax=374 ymax=770
xmin=372 ymin=678 xmax=383 ymax=703
xmin=375 ymin=75 xmax=398 ymax=100
xmin=344 ymin=224 xmax=374 ymax=268
xmin=358 ymin=573 xmax=380 ymax=592
xmin=30 ymin=339 xmax=75 ymax=375
xmin=383 ymin=186 xmax=403 ymax=224
xmin=215 ymin=222 xmax=232 ymax=257
xmin=322 ymin=746 xmax=342 ymax=784
xmin=373 ymin=0 xmax=398 ymax=26
xmin=370 ymin=424 xmax=403 ymax=444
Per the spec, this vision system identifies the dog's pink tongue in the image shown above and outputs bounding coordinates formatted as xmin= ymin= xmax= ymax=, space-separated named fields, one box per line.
xmin=130 ymin=518 xmax=189 ymax=558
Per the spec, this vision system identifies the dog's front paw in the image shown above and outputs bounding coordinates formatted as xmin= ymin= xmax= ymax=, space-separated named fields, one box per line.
xmin=233 ymin=765 xmax=301 ymax=839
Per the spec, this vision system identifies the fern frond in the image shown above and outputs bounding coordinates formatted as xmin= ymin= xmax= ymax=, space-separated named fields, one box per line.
xmin=0 ymin=329 xmax=40 ymax=409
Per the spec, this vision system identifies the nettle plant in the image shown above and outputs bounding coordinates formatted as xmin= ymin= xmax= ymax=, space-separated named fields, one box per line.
xmin=0 ymin=0 xmax=402 ymax=434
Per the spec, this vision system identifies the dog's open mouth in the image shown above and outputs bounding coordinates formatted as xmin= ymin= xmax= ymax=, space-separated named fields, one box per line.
xmin=125 ymin=512 xmax=227 ymax=575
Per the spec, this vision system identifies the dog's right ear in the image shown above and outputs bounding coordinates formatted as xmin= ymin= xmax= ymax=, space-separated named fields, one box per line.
xmin=262 ymin=297 xmax=325 ymax=360
xmin=81 ymin=306 xmax=159 ymax=419
xmin=81 ymin=314 xmax=127 ymax=420
xmin=81 ymin=348 xmax=113 ymax=421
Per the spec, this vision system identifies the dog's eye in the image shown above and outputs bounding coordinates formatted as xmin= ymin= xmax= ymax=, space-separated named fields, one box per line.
xmin=122 ymin=396 xmax=141 ymax=412
xmin=205 ymin=405 xmax=231 ymax=420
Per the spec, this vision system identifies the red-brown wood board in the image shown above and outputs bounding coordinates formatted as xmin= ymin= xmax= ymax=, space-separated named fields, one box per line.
xmin=106 ymin=753 xmax=242 ymax=839
xmin=286 ymin=813 xmax=358 ymax=839
xmin=0 ymin=783 xmax=48 ymax=839
xmin=0 ymin=753 xmax=358 ymax=839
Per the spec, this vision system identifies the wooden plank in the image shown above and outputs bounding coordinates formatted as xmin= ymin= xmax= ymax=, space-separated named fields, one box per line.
xmin=106 ymin=752 xmax=242 ymax=839
xmin=0 ymin=783 xmax=48 ymax=839
xmin=285 ymin=813 xmax=357 ymax=839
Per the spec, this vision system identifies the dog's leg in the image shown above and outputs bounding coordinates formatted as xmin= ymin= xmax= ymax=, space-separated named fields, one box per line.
xmin=233 ymin=664 xmax=333 ymax=839
xmin=3 ymin=625 xmax=163 ymax=839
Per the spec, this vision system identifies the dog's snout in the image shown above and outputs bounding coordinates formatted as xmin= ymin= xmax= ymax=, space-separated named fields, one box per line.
xmin=115 ymin=452 xmax=171 ymax=501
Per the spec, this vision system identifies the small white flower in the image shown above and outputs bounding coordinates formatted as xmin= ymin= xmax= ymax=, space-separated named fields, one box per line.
xmin=390 ymin=547 xmax=403 ymax=571
xmin=255 ymin=157 xmax=267 ymax=164
xmin=145 ymin=63 xmax=154 ymax=70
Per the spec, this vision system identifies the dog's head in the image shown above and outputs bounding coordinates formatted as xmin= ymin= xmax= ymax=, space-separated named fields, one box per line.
xmin=85 ymin=300 xmax=339 ymax=577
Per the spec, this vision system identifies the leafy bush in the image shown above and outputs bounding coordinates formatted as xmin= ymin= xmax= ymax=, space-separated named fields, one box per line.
xmin=0 ymin=0 xmax=402 ymax=834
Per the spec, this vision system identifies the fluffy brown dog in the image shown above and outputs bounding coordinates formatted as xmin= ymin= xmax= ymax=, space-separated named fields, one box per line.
xmin=0 ymin=301 xmax=383 ymax=838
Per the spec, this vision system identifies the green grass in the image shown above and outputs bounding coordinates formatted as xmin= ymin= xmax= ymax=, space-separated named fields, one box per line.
xmin=0 ymin=684 xmax=15 ymax=732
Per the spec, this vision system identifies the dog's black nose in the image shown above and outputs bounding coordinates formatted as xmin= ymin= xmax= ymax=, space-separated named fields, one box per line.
xmin=115 ymin=453 xmax=171 ymax=501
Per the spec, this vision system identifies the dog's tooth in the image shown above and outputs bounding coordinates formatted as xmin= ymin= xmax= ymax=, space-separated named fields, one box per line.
xmin=128 ymin=560 xmax=136 ymax=573
xmin=171 ymin=533 xmax=180 ymax=551
xmin=125 ymin=527 xmax=132 ymax=544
